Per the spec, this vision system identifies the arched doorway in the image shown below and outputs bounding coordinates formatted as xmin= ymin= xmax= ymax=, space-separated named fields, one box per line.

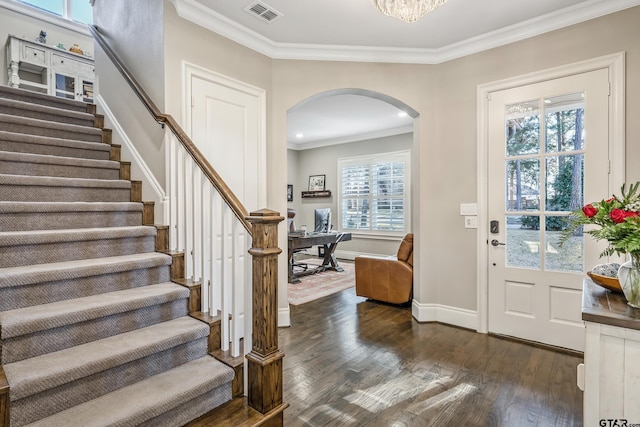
xmin=284 ymin=88 xmax=419 ymax=307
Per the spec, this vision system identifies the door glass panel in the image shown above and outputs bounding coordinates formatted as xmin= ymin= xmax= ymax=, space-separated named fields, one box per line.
xmin=545 ymin=155 xmax=584 ymax=211
xmin=505 ymin=100 xmax=540 ymax=156
xmin=506 ymin=159 xmax=540 ymax=211
xmin=82 ymin=80 xmax=94 ymax=103
xmin=545 ymin=216 xmax=583 ymax=272
xmin=544 ymin=92 xmax=585 ymax=152
xmin=55 ymin=74 xmax=75 ymax=99
xmin=506 ymin=215 xmax=540 ymax=269
xmin=503 ymin=94 xmax=586 ymax=272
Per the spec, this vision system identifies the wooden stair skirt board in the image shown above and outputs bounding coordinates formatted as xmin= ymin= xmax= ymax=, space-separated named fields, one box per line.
xmin=0 ymin=85 xmax=237 ymax=427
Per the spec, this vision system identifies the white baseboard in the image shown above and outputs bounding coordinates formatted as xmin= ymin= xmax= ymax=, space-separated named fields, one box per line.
xmin=412 ymin=300 xmax=478 ymax=331
xmin=95 ymin=94 xmax=168 ymax=222
xmin=335 ymin=249 xmax=384 ymax=261
xmin=278 ymin=306 xmax=291 ymax=328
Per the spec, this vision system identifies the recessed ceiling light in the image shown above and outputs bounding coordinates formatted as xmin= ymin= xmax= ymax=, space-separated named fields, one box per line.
xmin=398 ymin=111 xmax=408 ymax=117
xmin=296 ymin=133 xmax=304 ymax=138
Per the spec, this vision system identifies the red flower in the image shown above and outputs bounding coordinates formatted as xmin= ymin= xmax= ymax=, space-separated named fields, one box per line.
xmin=610 ymin=209 xmax=638 ymax=223
xmin=582 ymin=204 xmax=598 ymax=217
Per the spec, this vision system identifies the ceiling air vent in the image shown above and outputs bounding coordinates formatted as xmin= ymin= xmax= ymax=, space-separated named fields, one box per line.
xmin=244 ymin=1 xmax=282 ymax=23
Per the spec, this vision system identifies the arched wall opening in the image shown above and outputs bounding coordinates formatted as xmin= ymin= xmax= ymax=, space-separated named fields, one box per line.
xmin=284 ymin=87 xmax=421 ymax=308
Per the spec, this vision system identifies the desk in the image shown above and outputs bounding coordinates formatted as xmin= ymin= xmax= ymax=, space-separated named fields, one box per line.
xmin=288 ymin=232 xmax=352 ymax=283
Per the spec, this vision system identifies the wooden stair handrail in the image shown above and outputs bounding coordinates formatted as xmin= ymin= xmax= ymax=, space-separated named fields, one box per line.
xmin=89 ymin=25 xmax=252 ymax=235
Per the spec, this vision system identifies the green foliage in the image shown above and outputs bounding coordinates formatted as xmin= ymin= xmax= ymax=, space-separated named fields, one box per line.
xmin=560 ymin=182 xmax=640 ymax=257
xmin=519 ymin=216 xmax=539 ymax=230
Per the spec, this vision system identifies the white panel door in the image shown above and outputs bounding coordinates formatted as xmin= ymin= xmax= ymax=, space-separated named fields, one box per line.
xmin=487 ymin=69 xmax=610 ymax=351
xmin=190 ymin=76 xmax=263 ymax=211
xmin=189 ymin=74 xmax=265 ymax=319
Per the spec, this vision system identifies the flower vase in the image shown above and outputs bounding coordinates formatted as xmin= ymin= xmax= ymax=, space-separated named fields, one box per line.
xmin=619 ymin=252 xmax=640 ymax=308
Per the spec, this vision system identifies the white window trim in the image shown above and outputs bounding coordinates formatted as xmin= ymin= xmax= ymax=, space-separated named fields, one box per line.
xmin=337 ymin=150 xmax=411 ymax=238
xmin=0 ymin=0 xmax=91 ymax=35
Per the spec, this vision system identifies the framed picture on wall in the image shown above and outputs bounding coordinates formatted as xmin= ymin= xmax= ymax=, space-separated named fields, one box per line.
xmin=308 ymin=174 xmax=326 ymax=191
xmin=287 ymin=184 xmax=293 ymax=201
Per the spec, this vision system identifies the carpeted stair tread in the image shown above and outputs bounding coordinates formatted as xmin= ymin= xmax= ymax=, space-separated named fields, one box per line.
xmin=0 ymin=130 xmax=110 ymax=160
xmin=0 ymin=173 xmax=131 ymax=203
xmin=0 ymin=150 xmax=120 ymax=179
xmin=3 ymin=316 xmax=210 ymax=401
xmin=0 ymin=252 xmax=170 ymax=289
xmin=0 ymin=201 xmax=141 ymax=215
xmin=0 ymin=113 xmax=102 ymax=142
xmin=0 ymin=86 xmax=235 ymax=425
xmin=0 ymin=226 xmax=157 ymax=268
xmin=0 ymin=173 xmax=130 ymax=189
xmin=23 ymin=356 xmax=234 ymax=427
xmin=0 ymin=225 xmax=156 ymax=247
xmin=0 ymin=282 xmax=189 ymax=339
xmin=0 ymin=97 xmax=94 ymax=127
xmin=0 ymin=201 xmax=143 ymax=231
xmin=0 ymin=85 xmax=87 ymax=113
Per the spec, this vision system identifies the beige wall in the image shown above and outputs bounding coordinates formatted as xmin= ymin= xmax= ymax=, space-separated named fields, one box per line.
xmin=163 ymin=2 xmax=273 ymax=122
xmin=429 ymin=8 xmax=640 ymax=310
xmin=63 ymin=3 xmax=640 ymax=321
xmin=289 ymin=132 xmax=413 ymax=256
xmin=272 ymin=7 xmax=640 ymax=312
xmin=0 ymin=6 xmax=93 ymax=87
xmin=272 ymin=60 xmax=434 ymax=304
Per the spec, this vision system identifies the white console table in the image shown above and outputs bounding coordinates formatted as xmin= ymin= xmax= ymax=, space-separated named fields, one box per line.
xmin=582 ymin=280 xmax=640 ymax=424
xmin=6 ymin=35 xmax=94 ymax=103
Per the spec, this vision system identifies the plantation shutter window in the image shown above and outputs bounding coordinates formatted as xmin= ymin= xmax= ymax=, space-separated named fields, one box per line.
xmin=338 ymin=151 xmax=410 ymax=236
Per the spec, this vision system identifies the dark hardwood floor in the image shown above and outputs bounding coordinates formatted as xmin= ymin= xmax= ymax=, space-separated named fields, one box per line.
xmin=280 ymin=287 xmax=583 ymax=426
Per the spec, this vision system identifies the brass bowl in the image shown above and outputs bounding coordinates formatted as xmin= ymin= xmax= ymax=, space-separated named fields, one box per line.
xmin=587 ymin=271 xmax=623 ymax=294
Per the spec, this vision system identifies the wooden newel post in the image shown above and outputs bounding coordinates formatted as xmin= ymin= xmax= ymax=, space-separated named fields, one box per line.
xmin=246 ymin=209 xmax=286 ymax=423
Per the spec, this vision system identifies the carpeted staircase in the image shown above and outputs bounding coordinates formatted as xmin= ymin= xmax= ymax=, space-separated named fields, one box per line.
xmin=0 ymin=85 xmax=234 ymax=426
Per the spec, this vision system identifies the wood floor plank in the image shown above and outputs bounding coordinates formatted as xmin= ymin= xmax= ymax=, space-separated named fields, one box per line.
xmin=281 ymin=287 xmax=583 ymax=426
xmin=186 ymin=269 xmax=582 ymax=426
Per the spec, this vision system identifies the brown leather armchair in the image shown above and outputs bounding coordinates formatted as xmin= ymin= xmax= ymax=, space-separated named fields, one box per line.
xmin=355 ymin=233 xmax=413 ymax=304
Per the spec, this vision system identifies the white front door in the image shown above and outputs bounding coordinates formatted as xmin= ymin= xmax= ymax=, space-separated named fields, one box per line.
xmin=487 ymin=69 xmax=610 ymax=351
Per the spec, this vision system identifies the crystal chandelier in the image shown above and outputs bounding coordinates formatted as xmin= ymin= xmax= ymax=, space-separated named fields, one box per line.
xmin=372 ymin=0 xmax=448 ymax=23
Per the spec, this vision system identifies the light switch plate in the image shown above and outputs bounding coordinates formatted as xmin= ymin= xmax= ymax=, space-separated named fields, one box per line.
xmin=464 ymin=216 xmax=478 ymax=228
xmin=460 ymin=203 xmax=477 ymax=216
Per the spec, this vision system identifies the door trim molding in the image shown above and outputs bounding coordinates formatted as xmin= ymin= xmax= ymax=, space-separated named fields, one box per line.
xmin=476 ymin=52 xmax=625 ymax=334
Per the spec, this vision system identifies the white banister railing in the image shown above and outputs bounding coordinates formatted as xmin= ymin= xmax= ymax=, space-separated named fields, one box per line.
xmin=166 ymin=130 xmax=250 ymax=356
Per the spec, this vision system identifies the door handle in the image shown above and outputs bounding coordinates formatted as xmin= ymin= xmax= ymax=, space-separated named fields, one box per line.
xmin=491 ymin=239 xmax=506 ymax=246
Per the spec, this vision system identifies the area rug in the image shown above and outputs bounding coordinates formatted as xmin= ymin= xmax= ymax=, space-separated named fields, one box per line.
xmin=288 ymin=259 xmax=355 ymax=305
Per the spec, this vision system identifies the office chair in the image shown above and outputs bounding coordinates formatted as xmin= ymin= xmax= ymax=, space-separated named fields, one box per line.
xmin=288 ymin=208 xmax=310 ymax=272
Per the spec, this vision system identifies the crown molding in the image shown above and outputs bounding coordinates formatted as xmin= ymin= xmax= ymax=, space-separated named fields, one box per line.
xmin=171 ymin=0 xmax=640 ymax=64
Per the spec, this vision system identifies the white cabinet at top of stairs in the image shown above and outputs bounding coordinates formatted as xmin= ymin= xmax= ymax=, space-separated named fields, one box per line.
xmin=6 ymin=34 xmax=95 ymax=103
